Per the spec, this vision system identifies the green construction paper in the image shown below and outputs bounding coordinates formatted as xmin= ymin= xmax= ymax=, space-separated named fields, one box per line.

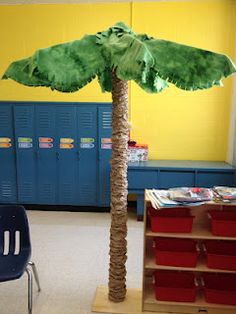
xmin=3 ymin=22 xmax=236 ymax=93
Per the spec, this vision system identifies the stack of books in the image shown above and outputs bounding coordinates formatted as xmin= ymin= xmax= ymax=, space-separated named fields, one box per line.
xmin=146 ymin=189 xmax=180 ymax=209
xmin=146 ymin=187 xmax=217 ymax=209
xmin=213 ymin=186 xmax=236 ymax=201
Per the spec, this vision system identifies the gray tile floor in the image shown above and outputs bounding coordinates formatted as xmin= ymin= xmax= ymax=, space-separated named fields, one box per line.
xmin=0 ymin=209 xmax=143 ymax=314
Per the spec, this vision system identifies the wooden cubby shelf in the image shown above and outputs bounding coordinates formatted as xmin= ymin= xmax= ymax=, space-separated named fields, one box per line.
xmin=145 ymin=253 xmax=236 ymax=274
xmin=142 ymin=190 xmax=236 ymax=314
xmin=146 ymin=224 xmax=236 ymax=241
xmin=143 ymin=281 xmax=236 ymax=314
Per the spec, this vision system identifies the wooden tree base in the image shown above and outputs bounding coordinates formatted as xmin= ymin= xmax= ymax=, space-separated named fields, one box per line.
xmin=92 ymin=285 xmax=166 ymax=314
xmin=92 ymin=286 xmax=142 ymax=314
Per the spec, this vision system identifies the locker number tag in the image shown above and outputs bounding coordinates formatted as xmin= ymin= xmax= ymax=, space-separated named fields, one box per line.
xmin=101 ymin=138 xmax=112 ymax=144
xmin=0 ymin=137 xmax=11 ymax=143
xmin=101 ymin=143 xmax=112 ymax=149
xmin=60 ymin=143 xmax=74 ymax=149
xmin=39 ymin=137 xmax=53 ymax=143
xmin=60 ymin=138 xmax=74 ymax=144
xmin=39 ymin=143 xmax=53 ymax=149
xmin=80 ymin=138 xmax=94 ymax=143
xmin=0 ymin=138 xmax=11 ymax=148
xmin=80 ymin=143 xmax=94 ymax=149
xmin=0 ymin=143 xmax=12 ymax=148
xmin=18 ymin=137 xmax=32 ymax=143
xmin=18 ymin=142 xmax=33 ymax=148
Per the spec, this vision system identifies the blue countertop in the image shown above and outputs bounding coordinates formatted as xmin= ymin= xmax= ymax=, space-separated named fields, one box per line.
xmin=128 ymin=160 xmax=236 ymax=171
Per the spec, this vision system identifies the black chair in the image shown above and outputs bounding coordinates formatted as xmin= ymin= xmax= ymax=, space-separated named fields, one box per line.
xmin=0 ymin=205 xmax=41 ymax=314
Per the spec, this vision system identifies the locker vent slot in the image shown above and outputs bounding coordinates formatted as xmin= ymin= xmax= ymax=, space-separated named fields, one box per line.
xmin=20 ymin=182 xmax=33 ymax=200
xmin=39 ymin=183 xmax=54 ymax=201
xmin=0 ymin=110 xmax=10 ymax=128
xmin=0 ymin=182 xmax=12 ymax=198
xmin=38 ymin=111 xmax=51 ymax=129
xmin=58 ymin=111 xmax=74 ymax=131
xmin=15 ymin=110 xmax=31 ymax=129
xmin=102 ymin=112 xmax=112 ymax=129
xmin=80 ymin=112 xmax=93 ymax=129
xmin=80 ymin=185 xmax=95 ymax=199
xmin=61 ymin=183 xmax=73 ymax=201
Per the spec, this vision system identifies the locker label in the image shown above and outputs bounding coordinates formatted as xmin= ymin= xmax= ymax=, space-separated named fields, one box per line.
xmin=101 ymin=138 xmax=112 ymax=144
xmin=80 ymin=138 xmax=94 ymax=143
xmin=80 ymin=143 xmax=94 ymax=149
xmin=60 ymin=143 xmax=74 ymax=149
xmin=18 ymin=142 xmax=33 ymax=148
xmin=0 ymin=143 xmax=12 ymax=148
xmin=18 ymin=137 xmax=32 ymax=143
xmin=101 ymin=143 xmax=112 ymax=149
xmin=39 ymin=143 xmax=53 ymax=149
xmin=60 ymin=138 xmax=74 ymax=144
xmin=0 ymin=137 xmax=11 ymax=143
xmin=39 ymin=137 xmax=53 ymax=143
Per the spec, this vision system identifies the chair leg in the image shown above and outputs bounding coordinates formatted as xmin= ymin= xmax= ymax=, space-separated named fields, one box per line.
xmin=28 ymin=261 xmax=41 ymax=292
xmin=25 ymin=267 xmax=33 ymax=314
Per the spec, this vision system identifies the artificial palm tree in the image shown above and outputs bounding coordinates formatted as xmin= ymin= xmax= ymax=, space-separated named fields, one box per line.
xmin=2 ymin=22 xmax=236 ymax=302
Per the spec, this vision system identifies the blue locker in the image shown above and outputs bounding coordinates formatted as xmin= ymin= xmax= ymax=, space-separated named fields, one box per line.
xmin=77 ymin=105 xmax=97 ymax=205
xmin=0 ymin=105 xmax=17 ymax=203
xmin=56 ymin=105 xmax=78 ymax=205
xmin=1 ymin=101 xmax=112 ymax=207
xmin=14 ymin=105 xmax=36 ymax=203
xmin=98 ymin=106 xmax=112 ymax=206
xmin=35 ymin=105 xmax=57 ymax=204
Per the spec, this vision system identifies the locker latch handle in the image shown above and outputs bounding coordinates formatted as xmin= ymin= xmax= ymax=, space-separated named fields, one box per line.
xmin=76 ymin=151 xmax=80 ymax=160
xmin=56 ymin=152 xmax=60 ymax=160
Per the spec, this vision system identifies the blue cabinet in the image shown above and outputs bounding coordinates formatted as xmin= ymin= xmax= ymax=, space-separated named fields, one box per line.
xmin=196 ymin=171 xmax=235 ymax=187
xmin=0 ymin=101 xmax=112 ymax=207
xmin=158 ymin=170 xmax=195 ymax=188
xmin=0 ymin=105 xmax=17 ymax=203
xmin=128 ymin=170 xmax=157 ymax=189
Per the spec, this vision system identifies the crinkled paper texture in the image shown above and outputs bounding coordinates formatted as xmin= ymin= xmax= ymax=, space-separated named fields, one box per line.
xmin=3 ymin=21 xmax=236 ymax=93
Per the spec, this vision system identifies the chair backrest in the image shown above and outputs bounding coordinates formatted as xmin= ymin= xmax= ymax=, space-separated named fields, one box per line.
xmin=0 ymin=205 xmax=31 ymax=258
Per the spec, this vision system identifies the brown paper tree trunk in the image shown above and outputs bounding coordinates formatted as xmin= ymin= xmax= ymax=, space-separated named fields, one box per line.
xmin=109 ymin=71 xmax=129 ymax=302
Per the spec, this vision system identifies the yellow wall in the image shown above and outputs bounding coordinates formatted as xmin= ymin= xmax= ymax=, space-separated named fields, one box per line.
xmin=0 ymin=0 xmax=235 ymax=161
xmin=131 ymin=0 xmax=236 ymax=161
xmin=0 ymin=3 xmax=131 ymax=102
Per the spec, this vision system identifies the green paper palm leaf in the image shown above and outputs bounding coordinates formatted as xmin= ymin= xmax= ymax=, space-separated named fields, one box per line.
xmin=145 ymin=38 xmax=236 ymax=90
xmin=95 ymin=23 xmax=236 ymax=92
xmin=3 ymin=22 xmax=236 ymax=93
xmin=3 ymin=34 xmax=107 ymax=92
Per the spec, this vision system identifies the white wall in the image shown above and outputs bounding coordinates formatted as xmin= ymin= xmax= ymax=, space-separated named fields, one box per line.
xmin=227 ymin=28 xmax=236 ymax=166
xmin=227 ymin=75 xmax=236 ymax=166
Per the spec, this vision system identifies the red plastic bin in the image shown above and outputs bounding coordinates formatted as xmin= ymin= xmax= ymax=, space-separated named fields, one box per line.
xmin=154 ymin=270 xmax=197 ymax=302
xmin=148 ymin=207 xmax=194 ymax=233
xmin=208 ymin=210 xmax=236 ymax=237
xmin=202 ymin=273 xmax=236 ymax=305
xmin=154 ymin=238 xmax=199 ymax=267
xmin=203 ymin=240 xmax=236 ymax=271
